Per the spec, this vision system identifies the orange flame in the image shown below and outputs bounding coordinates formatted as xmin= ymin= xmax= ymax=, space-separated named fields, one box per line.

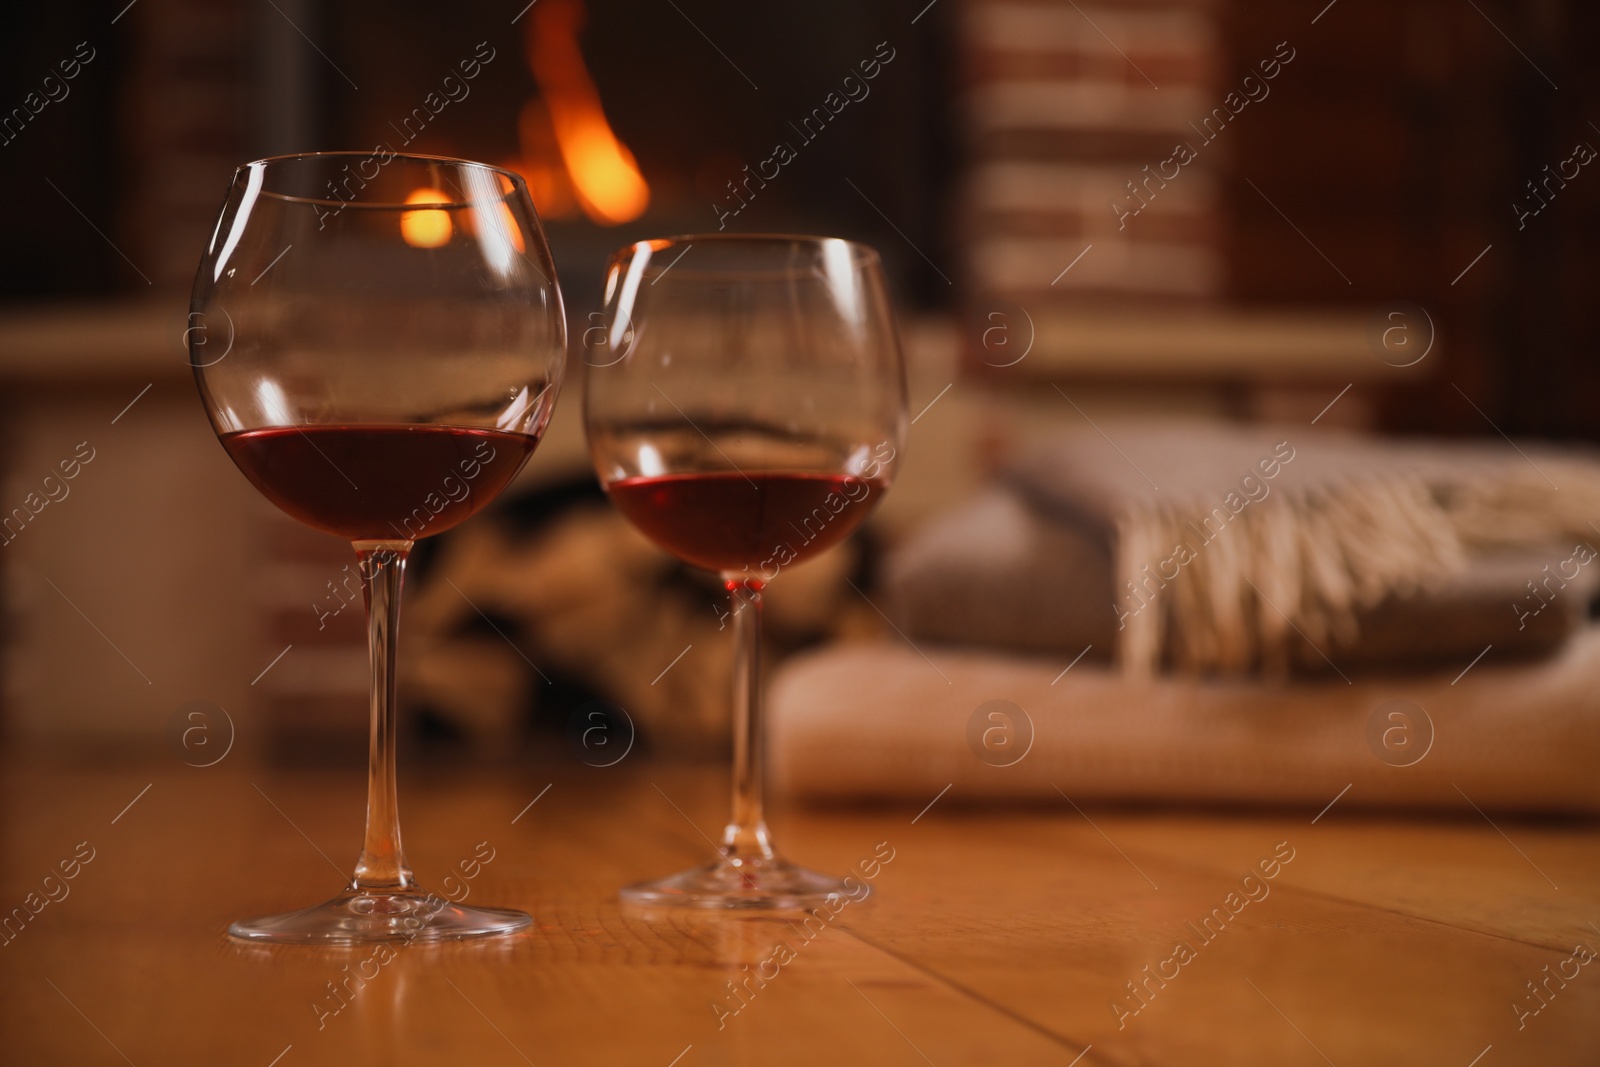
xmin=518 ymin=0 xmax=649 ymax=226
xmin=513 ymin=99 xmax=577 ymax=219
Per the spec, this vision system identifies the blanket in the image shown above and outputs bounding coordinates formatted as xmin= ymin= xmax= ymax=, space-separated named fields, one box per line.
xmin=768 ymin=635 xmax=1600 ymax=813
xmin=887 ymin=422 xmax=1600 ymax=675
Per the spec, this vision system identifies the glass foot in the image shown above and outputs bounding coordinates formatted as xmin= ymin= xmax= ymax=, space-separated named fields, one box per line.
xmin=228 ymin=885 xmax=531 ymax=944
xmin=621 ymin=856 xmax=864 ymax=910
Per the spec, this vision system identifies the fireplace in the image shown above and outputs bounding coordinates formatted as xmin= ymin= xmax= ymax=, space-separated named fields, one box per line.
xmin=255 ymin=0 xmax=959 ymax=313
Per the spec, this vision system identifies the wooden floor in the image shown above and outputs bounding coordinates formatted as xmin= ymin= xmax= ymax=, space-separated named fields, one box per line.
xmin=1 ymin=760 xmax=1595 ymax=1065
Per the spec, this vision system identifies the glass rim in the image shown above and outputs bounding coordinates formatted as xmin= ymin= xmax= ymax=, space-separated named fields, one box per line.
xmin=609 ymin=233 xmax=884 ymax=278
xmin=630 ymin=232 xmax=882 ymax=255
xmin=235 ymin=150 xmax=528 ymax=210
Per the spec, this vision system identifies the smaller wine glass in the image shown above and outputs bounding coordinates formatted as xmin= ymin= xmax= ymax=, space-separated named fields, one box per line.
xmin=585 ymin=234 xmax=907 ymax=908
xmin=191 ymin=151 xmax=565 ymax=942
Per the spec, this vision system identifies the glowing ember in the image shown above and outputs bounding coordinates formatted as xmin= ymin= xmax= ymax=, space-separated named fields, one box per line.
xmin=400 ymin=188 xmax=453 ymax=248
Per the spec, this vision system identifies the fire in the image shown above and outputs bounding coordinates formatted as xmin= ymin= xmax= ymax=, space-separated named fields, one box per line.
xmin=400 ymin=188 xmax=453 ymax=248
xmin=512 ymin=0 xmax=649 ymax=225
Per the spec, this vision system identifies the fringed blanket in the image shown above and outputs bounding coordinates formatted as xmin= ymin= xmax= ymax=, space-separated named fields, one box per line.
xmin=897 ymin=422 xmax=1600 ymax=675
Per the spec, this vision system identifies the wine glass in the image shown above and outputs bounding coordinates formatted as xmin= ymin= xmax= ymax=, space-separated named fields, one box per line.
xmin=190 ymin=151 xmax=565 ymax=942
xmin=585 ymin=234 xmax=907 ymax=908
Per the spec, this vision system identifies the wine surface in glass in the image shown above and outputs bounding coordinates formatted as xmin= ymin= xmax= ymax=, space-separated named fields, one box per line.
xmin=606 ymin=470 xmax=885 ymax=574
xmin=222 ymin=424 xmax=537 ymax=541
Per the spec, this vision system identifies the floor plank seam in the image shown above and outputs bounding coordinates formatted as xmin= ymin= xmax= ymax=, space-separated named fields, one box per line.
xmin=1070 ymin=838 xmax=1586 ymax=955
xmin=835 ymin=921 xmax=1108 ymax=1061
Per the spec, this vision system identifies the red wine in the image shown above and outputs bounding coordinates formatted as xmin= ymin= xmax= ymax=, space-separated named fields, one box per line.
xmin=607 ymin=470 xmax=886 ymax=576
xmin=221 ymin=425 xmax=537 ymax=541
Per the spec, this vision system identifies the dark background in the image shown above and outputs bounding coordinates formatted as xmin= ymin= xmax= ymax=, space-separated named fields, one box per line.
xmin=2 ymin=0 xmax=1597 ymax=434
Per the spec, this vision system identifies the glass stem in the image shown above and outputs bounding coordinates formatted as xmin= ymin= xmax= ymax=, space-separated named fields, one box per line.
xmin=721 ymin=577 xmax=776 ymax=865
xmin=353 ymin=540 xmax=415 ymax=891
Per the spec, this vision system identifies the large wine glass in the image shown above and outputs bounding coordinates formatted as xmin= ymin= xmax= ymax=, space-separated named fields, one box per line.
xmin=190 ymin=151 xmax=565 ymax=942
xmin=585 ymin=234 xmax=907 ymax=907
